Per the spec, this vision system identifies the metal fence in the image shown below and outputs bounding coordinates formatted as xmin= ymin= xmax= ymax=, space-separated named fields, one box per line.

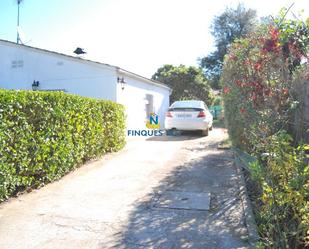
xmin=209 ymin=105 xmax=223 ymax=119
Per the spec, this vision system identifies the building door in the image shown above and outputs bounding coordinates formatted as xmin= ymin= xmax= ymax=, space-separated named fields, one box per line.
xmin=145 ymin=94 xmax=154 ymax=118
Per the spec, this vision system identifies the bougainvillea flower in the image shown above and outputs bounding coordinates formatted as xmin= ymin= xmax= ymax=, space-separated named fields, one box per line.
xmin=282 ymin=88 xmax=289 ymax=95
xmin=229 ymin=54 xmax=236 ymax=60
xmin=269 ymin=26 xmax=279 ymax=40
xmin=223 ymin=86 xmax=230 ymax=94
xmin=254 ymin=62 xmax=262 ymax=71
xmin=263 ymin=39 xmax=280 ymax=53
xmin=235 ymin=80 xmax=240 ymax=86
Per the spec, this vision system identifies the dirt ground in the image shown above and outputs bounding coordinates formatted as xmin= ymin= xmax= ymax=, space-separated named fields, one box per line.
xmin=0 ymin=128 xmax=250 ymax=249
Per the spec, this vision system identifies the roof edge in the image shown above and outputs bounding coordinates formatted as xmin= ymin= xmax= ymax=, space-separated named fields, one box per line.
xmin=0 ymin=39 xmax=170 ymax=91
xmin=117 ymin=68 xmax=171 ymax=91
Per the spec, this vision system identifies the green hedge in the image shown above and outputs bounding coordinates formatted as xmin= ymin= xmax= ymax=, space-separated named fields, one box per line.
xmin=0 ymin=90 xmax=126 ymax=201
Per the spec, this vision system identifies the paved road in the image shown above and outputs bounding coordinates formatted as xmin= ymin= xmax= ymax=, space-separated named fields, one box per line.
xmin=0 ymin=128 xmax=250 ymax=249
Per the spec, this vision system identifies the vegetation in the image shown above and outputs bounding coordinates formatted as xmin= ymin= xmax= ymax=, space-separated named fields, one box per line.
xmin=222 ymin=9 xmax=309 ymax=248
xmin=217 ymin=138 xmax=231 ymax=149
xmin=0 ymin=90 xmax=126 ymax=202
xmin=200 ymin=3 xmax=257 ymax=89
xmin=152 ymin=6 xmax=257 ymax=103
xmin=152 ymin=64 xmax=214 ymax=105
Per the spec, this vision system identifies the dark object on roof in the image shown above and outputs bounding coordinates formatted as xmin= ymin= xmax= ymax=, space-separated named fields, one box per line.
xmin=73 ymin=47 xmax=86 ymax=55
xmin=0 ymin=39 xmax=170 ymax=90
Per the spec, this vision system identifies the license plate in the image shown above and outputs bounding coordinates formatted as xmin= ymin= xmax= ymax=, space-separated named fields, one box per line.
xmin=177 ymin=114 xmax=192 ymax=118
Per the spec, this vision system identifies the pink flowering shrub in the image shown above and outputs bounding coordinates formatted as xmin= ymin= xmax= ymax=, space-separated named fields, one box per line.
xmin=222 ymin=15 xmax=309 ymax=248
xmin=222 ymin=23 xmax=307 ymax=150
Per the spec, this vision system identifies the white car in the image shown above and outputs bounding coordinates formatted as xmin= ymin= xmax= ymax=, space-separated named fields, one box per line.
xmin=165 ymin=100 xmax=213 ymax=136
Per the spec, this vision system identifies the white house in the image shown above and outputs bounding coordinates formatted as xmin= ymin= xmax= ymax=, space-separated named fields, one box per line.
xmin=0 ymin=39 xmax=171 ymax=130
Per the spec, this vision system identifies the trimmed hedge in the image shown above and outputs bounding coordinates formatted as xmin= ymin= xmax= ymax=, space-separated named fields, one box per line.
xmin=0 ymin=90 xmax=126 ymax=201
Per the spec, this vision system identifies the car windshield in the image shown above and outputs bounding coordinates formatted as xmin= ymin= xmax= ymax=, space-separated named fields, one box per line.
xmin=171 ymin=101 xmax=204 ymax=109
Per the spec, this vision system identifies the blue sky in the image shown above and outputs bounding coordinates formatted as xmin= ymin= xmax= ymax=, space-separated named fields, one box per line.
xmin=0 ymin=0 xmax=308 ymax=77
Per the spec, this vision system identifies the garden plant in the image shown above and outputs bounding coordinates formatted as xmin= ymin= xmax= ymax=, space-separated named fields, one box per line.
xmin=222 ymin=9 xmax=309 ymax=249
xmin=0 ymin=90 xmax=126 ymax=202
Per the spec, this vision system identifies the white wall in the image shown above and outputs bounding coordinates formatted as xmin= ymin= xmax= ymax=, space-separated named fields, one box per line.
xmin=0 ymin=41 xmax=171 ymax=132
xmin=0 ymin=42 xmax=117 ymax=101
xmin=116 ymin=72 xmax=170 ymax=130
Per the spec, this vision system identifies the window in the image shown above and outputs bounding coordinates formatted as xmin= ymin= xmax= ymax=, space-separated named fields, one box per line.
xmin=11 ymin=60 xmax=24 ymax=68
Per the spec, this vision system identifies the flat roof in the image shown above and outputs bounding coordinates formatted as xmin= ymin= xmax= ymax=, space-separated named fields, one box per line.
xmin=0 ymin=39 xmax=170 ymax=91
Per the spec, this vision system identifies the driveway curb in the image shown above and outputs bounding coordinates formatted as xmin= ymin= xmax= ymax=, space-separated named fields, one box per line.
xmin=234 ymin=152 xmax=260 ymax=247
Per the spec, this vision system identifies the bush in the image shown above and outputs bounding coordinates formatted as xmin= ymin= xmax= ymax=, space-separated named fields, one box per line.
xmin=221 ymin=12 xmax=309 ymax=248
xmin=222 ymin=25 xmax=298 ymax=150
xmin=0 ymin=90 xmax=126 ymax=201
xmin=249 ymin=132 xmax=309 ymax=248
xmin=222 ymin=16 xmax=309 ymax=151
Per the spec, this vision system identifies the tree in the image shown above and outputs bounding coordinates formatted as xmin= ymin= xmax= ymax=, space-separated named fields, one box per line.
xmin=152 ymin=64 xmax=213 ymax=105
xmin=199 ymin=3 xmax=257 ymax=89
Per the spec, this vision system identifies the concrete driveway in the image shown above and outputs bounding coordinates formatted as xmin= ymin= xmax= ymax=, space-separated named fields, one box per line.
xmin=0 ymin=128 xmax=250 ymax=249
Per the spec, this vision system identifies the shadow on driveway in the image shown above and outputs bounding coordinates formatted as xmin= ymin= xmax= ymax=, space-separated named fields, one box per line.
xmin=146 ymin=131 xmax=204 ymax=142
xmin=108 ymin=139 xmax=249 ymax=249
